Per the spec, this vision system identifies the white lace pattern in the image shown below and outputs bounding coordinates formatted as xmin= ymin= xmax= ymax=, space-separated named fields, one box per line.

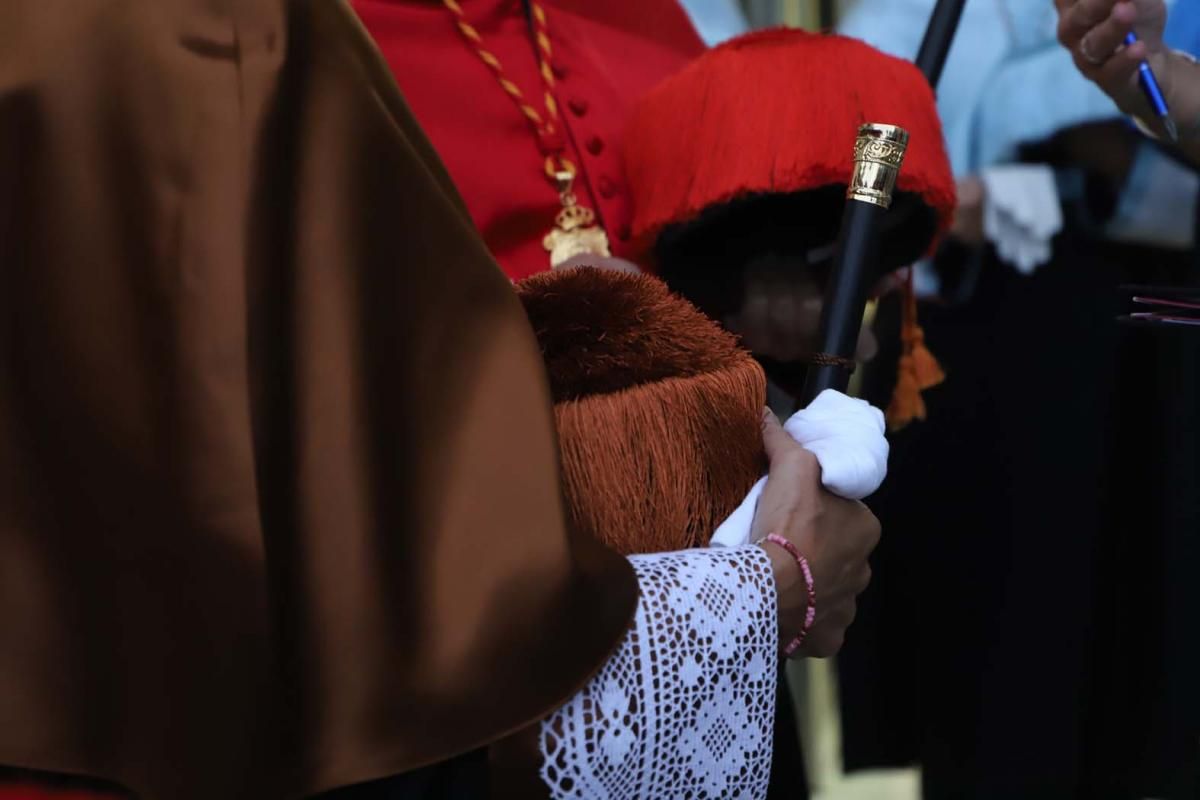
xmin=540 ymin=545 xmax=778 ymax=799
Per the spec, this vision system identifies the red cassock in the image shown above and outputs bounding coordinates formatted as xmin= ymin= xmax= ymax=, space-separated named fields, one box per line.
xmin=352 ymin=0 xmax=706 ymax=280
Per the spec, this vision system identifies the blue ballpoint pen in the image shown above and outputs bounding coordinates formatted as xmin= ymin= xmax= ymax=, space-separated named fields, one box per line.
xmin=1125 ymin=31 xmax=1178 ymax=142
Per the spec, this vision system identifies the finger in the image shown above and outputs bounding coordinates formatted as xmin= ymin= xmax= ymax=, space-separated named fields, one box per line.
xmin=1059 ymin=0 xmax=1120 ymax=47
xmin=863 ymin=508 xmax=882 ymax=552
xmin=760 ymin=409 xmax=792 ymax=464
xmin=799 ymin=630 xmax=844 ymax=660
xmin=1096 ymin=38 xmax=1145 ymax=87
xmin=822 ymin=597 xmax=857 ymax=627
xmin=1079 ymin=2 xmax=1136 ymax=66
xmin=801 ymin=612 xmax=853 ymax=661
xmin=854 ymin=565 xmax=873 ymax=595
xmin=843 ymin=600 xmax=859 ymax=630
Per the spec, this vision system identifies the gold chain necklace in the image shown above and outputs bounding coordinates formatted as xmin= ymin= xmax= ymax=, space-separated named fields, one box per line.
xmin=442 ymin=0 xmax=612 ymax=267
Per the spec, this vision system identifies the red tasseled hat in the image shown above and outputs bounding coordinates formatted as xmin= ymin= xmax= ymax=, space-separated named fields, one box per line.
xmin=624 ymin=27 xmax=955 ymax=252
xmin=622 ymin=29 xmax=957 ymax=428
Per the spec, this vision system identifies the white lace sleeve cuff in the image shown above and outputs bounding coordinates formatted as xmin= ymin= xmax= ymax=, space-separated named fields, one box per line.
xmin=540 ymin=545 xmax=778 ymax=799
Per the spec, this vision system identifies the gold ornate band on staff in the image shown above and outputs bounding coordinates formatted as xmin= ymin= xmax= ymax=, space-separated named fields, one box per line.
xmin=847 ymin=123 xmax=910 ymax=209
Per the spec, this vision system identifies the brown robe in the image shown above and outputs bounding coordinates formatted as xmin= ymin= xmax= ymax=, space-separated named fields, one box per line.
xmin=0 ymin=0 xmax=636 ymax=797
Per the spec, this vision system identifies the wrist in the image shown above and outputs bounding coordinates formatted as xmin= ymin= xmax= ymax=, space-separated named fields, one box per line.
xmin=762 ymin=541 xmax=803 ymax=639
xmin=1168 ymin=49 xmax=1200 ymax=140
xmin=759 ymin=534 xmax=816 ymax=657
xmin=1140 ymin=49 xmax=1200 ymax=140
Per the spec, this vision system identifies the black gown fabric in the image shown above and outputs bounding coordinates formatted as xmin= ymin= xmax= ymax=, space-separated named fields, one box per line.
xmin=770 ymin=666 xmax=812 ymax=800
xmin=1079 ymin=255 xmax=1200 ymax=800
xmin=839 ymin=191 xmax=1200 ymax=799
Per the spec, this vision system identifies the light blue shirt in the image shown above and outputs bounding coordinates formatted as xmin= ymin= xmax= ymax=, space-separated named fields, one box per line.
xmin=1165 ymin=0 xmax=1200 ymax=52
xmin=841 ymin=0 xmax=1196 ymax=250
xmin=678 ymin=0 xmax=749 ymax=46
xmin=838 ymin=0 xmax=1118 ymax=176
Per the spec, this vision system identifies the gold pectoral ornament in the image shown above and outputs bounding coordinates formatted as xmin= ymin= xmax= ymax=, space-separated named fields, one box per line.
xmin=441 ymin=0 xmax=610 ymax=269
xmin=544 ymin=170 xmax=612 ymax=268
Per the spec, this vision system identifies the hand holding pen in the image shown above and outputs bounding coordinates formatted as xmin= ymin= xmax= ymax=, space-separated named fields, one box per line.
xmin=1055 ymin=0 xmax=1182 ymax=141
xmin=1123 ymin=29 xmax=1177 ymax=141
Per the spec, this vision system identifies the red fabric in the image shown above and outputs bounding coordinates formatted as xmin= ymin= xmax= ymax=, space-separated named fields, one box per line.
xmin=353 ymin=0 xmax=705 ymax=281
xmin=623 ymin=28 xmax=956 ymax=254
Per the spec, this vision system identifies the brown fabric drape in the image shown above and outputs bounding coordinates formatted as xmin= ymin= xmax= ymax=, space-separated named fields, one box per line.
xmin=0 ymin=1 xmax=637 ymax=797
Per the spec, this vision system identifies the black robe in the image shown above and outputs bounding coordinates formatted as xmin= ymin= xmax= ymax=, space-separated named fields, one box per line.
xmin=839 ymin=163 xmax=1200 ymax=799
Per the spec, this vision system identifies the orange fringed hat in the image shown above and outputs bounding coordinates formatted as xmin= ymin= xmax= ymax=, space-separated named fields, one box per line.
xmin=516 ymin=267 xmax=766 ymax=555
xmin=622 ymin=28 xmax=957 ymax=428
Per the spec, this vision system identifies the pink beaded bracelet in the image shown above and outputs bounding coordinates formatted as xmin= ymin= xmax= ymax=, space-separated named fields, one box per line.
xmin=763 ymin=533 xmax=816 ymax=657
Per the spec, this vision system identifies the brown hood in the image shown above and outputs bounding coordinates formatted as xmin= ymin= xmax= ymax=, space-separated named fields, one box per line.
xmin=0 ymin=1 xmax=635 ymax=796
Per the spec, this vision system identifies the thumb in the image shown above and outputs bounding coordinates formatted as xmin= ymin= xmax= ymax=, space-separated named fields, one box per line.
xmin=761 ymin=408 xmax=793 ymax=463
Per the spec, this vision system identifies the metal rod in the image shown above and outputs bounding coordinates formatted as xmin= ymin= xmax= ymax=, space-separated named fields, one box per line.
xmin=800 ymin=123 xmax=910 ymax=406
xmin=914 ymin=0 xmax=968 ymax=86
xmin=795 ymin=0 xmax=967 ymax=406
xmin=800 ymin=201 xmax=885 ymax=398
xmin=819 ymin=0 xmax=836 ymax=30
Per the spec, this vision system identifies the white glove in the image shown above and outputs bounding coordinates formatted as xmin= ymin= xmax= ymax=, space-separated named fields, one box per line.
xmin=710 ymin=390 xmax=888 ymax=548
xmin=981 ymin=164 xmax=1062 ymax=275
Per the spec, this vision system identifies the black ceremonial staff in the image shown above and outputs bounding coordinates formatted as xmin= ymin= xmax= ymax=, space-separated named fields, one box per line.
xmin=799 ymin=0 xmax=968 ymax=405
xmin=771 ymin=5 xmax=970 ymax=798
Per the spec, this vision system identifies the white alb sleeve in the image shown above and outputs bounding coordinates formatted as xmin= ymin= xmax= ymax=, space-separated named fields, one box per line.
xmin=540 ymin=545 xmax=778 ymax=799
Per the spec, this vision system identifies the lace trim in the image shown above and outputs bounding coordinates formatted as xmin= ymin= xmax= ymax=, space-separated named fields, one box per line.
xmin=540 ymin=545 xmax=777 ymax=799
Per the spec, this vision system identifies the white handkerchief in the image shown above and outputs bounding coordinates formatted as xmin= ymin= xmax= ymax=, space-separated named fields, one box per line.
xmin=710 ymin=390 xmax=889 ymax=548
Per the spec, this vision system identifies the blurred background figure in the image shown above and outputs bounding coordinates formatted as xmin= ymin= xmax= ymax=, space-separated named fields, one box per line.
xmin=1057 ymin=0 xmax=1200 ymax=166
xmin=667 ymin=1 xmax=1200 ymax=798
xmin=829 ymin=1 xmax=1200 ymax=799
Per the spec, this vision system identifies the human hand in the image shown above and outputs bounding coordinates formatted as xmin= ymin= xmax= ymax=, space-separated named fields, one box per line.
xmin=1055 ymin=0 xmax=1169 ymax=118
xmin=754 ymin=410 xmax=880 ymax=658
